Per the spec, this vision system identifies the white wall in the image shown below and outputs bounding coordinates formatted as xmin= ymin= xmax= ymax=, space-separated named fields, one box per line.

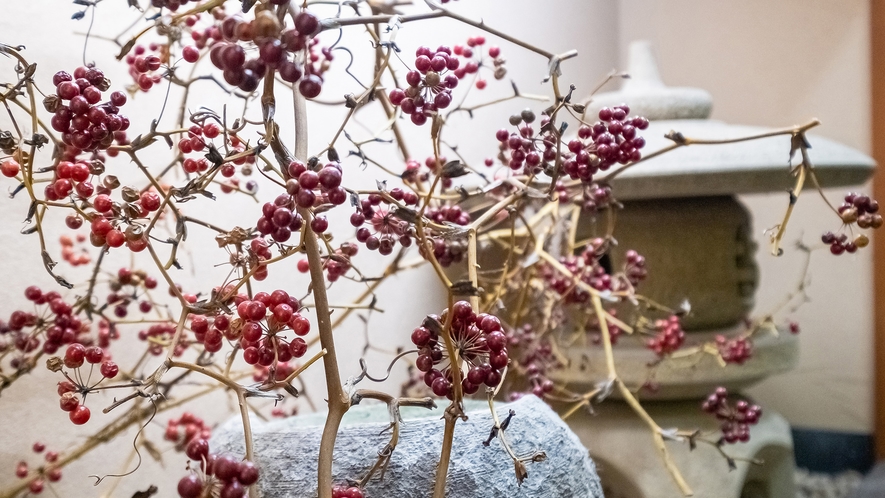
xmin=0 ymin=1 xmax=873 ymax=496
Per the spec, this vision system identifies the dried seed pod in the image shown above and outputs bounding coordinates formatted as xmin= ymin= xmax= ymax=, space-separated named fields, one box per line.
xmin=424 ymin=71 xmax=440 ymax=87
xmin=855 ymin=234 xmax=870 ymax=248
xmin=103 ymin=175 xmax=121 ymax=190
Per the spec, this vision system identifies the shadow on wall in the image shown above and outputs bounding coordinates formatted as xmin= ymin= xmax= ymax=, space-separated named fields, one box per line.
xmin=593 ymin=455 xmax=646 ymax=498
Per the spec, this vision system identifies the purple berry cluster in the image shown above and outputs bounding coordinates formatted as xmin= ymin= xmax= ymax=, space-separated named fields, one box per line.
xmin=564 ymin=105 xmax=648 ymax=182
xmin=351 ymin=190 xmax=420 ymax=256
xmin=412 ymin=301 xmax=509 ymax=399
xmin=389 ymin=46 xmax=462 ymax=126
xmin=256 ymin=160 xmax=345 ymax=243
xmin=50 ymin=67 xmax=129 ymax=153
xmin=503 ymin=324 xmax=557 ymax=399
xmin=209 ymin=10 xmax=327 ymax=96
xmin=177 ymin=442 xmax=259 ymax=498
xmin=645 ymin=315 xmax=685 ymax=357
xmin=702 ymin=387 xmax=762 ymax=444
xmin=716 ymin=335 xmax=752 ymax=365
xmin=822 ymin=191 xmax=882 ymax=255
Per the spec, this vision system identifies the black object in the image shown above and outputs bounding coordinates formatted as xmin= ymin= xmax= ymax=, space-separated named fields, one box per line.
xmin=792 ymin=428 xmax=874 ymax=474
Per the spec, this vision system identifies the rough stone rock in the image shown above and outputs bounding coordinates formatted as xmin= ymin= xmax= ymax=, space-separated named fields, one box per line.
xmin=210 ymin=394 xmax=602 ymax=497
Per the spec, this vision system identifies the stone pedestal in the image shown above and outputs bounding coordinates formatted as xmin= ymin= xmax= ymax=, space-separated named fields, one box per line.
xmin=211 ymin=395 xmax=603 ymax=497
xmin=556 ymin=399 xmax=796 ymax=498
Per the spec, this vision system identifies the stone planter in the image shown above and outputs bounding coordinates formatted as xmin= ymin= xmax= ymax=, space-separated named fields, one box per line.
xmin=210 ymin=395 xmax=602 ymax=497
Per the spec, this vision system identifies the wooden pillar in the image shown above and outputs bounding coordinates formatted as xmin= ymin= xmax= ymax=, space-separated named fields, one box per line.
xmin=871 ymin=0 xmax=885 ymax=460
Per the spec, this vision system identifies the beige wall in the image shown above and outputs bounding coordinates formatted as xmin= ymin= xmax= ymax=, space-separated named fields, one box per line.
xmin=0 ymin=1 xmax=874 ymax=496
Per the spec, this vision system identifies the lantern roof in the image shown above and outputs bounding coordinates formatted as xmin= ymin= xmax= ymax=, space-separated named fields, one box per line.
xmin=587 ymin=41 xmax=875 ymax=200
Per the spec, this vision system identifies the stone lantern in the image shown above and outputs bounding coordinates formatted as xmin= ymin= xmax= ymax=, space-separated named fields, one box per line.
xmin=550 ymin=41 xmax=876 ymax=498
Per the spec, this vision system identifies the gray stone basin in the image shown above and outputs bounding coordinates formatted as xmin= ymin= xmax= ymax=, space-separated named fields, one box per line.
xmin=210 ymin=394 xmax=602 ymax=497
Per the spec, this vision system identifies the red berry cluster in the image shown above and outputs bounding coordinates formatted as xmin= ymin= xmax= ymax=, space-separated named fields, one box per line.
xmin=164 ymin=412 xmax=212 ymax=449
xmin=452 ymin=35 xmax=506 ymax=86
xmin=105 ymin=268 xmax=158 ymax=318
xmin=59 ymin=234 xmax=91 ymax=266
xmin=388 ymin=36 xmax=504 ymax=126
xmin=50 ymin=67 xmax=129 ymax=152
xmin=585 ymin=309 xmax=624 ymax=345
xmin=503 ymin=324 xmax=557 ymax=399
xmin=212 ymin=289 xmax=311 ymax=366
xmin=181 ymin=10 xmax=217 ymax=51
xmin=138 ymin=322 xmax=185 ymax=356
xmin=86 ymin=186 xmax=161 ymax=251
xmin=13 ymin=443 xmax=62 ymax=495
xmin=351 ymin=190 xmax=419 ymax=255
xmin=225 ymin=163 xmax=260 ymax=195
xmin=178 ymin=444 xmax=259 ymax=498
xmin=2 ymin=287 xmax=87 ymax=361
xmin=314 ymin=242 xmax=358 ymax=282
xmin=389 ymin=46 xmax=463 ymax=126
xmin=421 ymin=204 xmax=472 ymax=267
xmin=540 ymin=241 xmax=611 ymax=304
xmin=58 ymin=344 xmax=118 ymax=425
xmin=701 ymin=387 xmax=762 ymax=444
xmin=124 ymin=44 xmax=164 ymax=92
xmin=45 ymin=159 xmax=95 ymax=202
xmin=252 ymin=359 xmax=299 ymax=383
xmin=645 ymin=315 xmax=685 ymax=357
xmin=568 ymin=105 xmax=648 ymax=178
xmin=247 ymin=238 xmax=272 ymax=281
xmin=332 ymin=485 xmax=365 ymax=498
xmin=209 ymin=10 xmax=327 ymax=97
xmin=412 ymin=301 xmax=509 ymax=399
xmin=492 ymin=110 xmax=555 ymax=175
xmin=715 ymin=335 xmax=752 ymax=365
xmin=623 ymin=249 xmax=648 ymax=286
xmin=179 ymin=124 xmax=213 ymax=170
xmin=401 ymin=155 xmax=456 ymax=190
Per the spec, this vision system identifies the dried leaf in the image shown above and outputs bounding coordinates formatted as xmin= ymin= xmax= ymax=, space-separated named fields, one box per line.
xmin=284 ymin=384 xmax=299 ymax=397
xmin=450 ymin=280 xmax=480 ymax=296
xmin=25 ymin=200 xmax=36 ymax=223
xmin=422 ymin=315 xmax=444 ymax=335
xmin=391 ymin=206 xmax=417 ymax=225
xmin=440 ymin=160 xmax=469 ymax=178
xmin=131 ymin=485 xmax=158 ymax=498
xmin=241 ymin=0 xmax=258 ymax=13
xmin=206 ymin=144 xmax=224 ymax=167
xmin=513 ymin=460 xmax=528 ymax=486
xmin=117 ymin=38 xmax=137 ymax=60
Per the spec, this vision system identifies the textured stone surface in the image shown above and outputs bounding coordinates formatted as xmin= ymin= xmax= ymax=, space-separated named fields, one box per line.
xmin=211 ymin=395 xmax=602 ymax=497
xmin=549 ymin=329 xmax=798 ymax=400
